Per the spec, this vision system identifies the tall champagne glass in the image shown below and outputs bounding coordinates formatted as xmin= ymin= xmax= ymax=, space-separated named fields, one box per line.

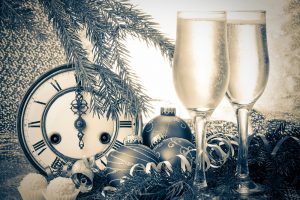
xmin=173 ymin=11 xmax=229 ymax=193
xmin=226 ymin=11 xmax=269 ymax=194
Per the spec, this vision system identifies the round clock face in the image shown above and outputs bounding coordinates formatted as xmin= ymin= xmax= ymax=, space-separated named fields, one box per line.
xmin=17 ymin=64 xmax=140 ymax=177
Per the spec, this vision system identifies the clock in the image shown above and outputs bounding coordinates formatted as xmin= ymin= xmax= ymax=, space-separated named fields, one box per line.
xmin=17 ymin=64 xmax=142 ymax=177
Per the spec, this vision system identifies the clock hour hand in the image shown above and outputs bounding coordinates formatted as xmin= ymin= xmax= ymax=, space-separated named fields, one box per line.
xmin=71 ymin=87 xmax=88 ymax=149
xmin=74 ymin=116 xmax=86 ymax=149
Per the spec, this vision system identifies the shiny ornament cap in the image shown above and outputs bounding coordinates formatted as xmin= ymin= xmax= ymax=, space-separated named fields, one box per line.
xmin=160 ymin=107 xmax=176 ymax=116
xmin=124 ymin=135 xmax=143 ymax=145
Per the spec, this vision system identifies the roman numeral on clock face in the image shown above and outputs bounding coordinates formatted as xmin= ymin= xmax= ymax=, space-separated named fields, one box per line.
xmin=95 ymin=154 xmax=108 ymax=167
xmin=100 ymin=157 xmax=107 ymax=167
xmin=112 ymin=140 xmax=124 ymax=150
xmin=34 ymin=100 xmax=46 ymax=105
xmin=28 ymin=121 xmax=41 ymax=128
xmin=32 ymin=140 xmax=47 ymax=155
xmin=50 ymin=79 xmax=62 ymax=92
xmin=119 ymin=120 xmax=132 ymax=128
xmin=51 ymin=157 xmax=65 ymax=171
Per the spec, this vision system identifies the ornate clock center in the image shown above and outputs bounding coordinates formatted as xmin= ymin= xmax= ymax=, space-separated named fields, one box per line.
xmin=74 ymin=118 xmax=86 ymax=130
xmin=71 ymin=87 xmax=88 ymax=149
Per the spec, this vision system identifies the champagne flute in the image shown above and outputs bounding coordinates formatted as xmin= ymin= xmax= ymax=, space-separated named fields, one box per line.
xmin=226 ymin=11 xmax=269 ymax=194
xmin=173 ymin=11 xmax=229 ymax=193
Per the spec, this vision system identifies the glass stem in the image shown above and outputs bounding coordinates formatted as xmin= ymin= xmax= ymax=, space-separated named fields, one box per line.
xmin=236 ymin=107 xmax=250 ymax=180
xmin=193 ymin=113 xmax=208 ymax=189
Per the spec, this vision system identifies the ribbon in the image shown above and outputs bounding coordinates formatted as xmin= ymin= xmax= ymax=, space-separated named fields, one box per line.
xmin=249 ymin=134 xmax=300 ymax=157
xmin=128 ymin=154 xmax=193 ymax=178
xmin=176 ymin=155 xmax=192 ymax=173
xmin=271 ymin=136 xmax=300 ymax=156
xmin=102 ymin=186 xmax=117 ymax=197
xmin=157 ymin=161 xmax=173 ymax=176
xmin=248 ymin=134 xmax=271 ymax=153
xmin=206 ymin=133 xmax=236 ymax=169
xmin=129 ymin=163 xmax=146 ymax=177
xmin=145 ymin=162 xmax=160 ymax=174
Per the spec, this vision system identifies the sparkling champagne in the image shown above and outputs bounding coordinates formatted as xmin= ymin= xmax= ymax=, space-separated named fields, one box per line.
xmin=226 ymin=22 xmax=269 ymax=106
xmin=173 ymin=18 xmax=229 ymax=112
xmin=173 ymin=11 xmax=229 ymax=194
xmin=226 ymin=11 xmax=269 ymax=195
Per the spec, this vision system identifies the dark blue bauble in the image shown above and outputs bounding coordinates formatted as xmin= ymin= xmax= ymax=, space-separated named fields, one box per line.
xmin=142 ymin=108 xmax=193 ymax=148
xmin=153 ymin=137 xmax=196 ymax=166
xmin=106 ymin=144 xmax=159 ymax=186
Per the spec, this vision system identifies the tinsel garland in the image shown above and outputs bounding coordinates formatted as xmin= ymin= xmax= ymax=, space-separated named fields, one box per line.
xmin=79 ymin=110 xmax=300 ymax=200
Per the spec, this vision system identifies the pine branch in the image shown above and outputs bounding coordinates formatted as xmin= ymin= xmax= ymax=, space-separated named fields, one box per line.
xmin=60 ymin=0 xmax=152 ymax=117
xmin=3 ymin=0 xmax=175 ymax=118
xmin=97 ymin=0 xmax=175 ymax=63
xmin=0 ymin=0 xmax=35 ymax=31
xmin=88 ymin=65 xmax=143 ymax=119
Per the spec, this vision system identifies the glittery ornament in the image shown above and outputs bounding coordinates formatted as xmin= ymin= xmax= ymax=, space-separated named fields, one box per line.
xmin=18 ymin=173 xmax=48 ymax=200
xmin=106 ymin=144 xmax=159 ymax=186
xmin=142 ymin=107 xmax=193 ymax=148
xmin=44 ymin=177 xmax=79 ymax=200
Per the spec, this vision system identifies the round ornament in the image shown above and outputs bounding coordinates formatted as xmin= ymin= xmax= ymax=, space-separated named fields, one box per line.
xmin=142 ymin=107 xmax=193 ymax=148
xmin=106 ymin=144 xmax=159 ymax=186
xmin=153 ymin=137 xmax=196 ymax=167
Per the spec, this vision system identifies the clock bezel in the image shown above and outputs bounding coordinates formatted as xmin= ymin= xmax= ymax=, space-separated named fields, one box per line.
xmin=17 ymin=64 xmax=73 ymax=176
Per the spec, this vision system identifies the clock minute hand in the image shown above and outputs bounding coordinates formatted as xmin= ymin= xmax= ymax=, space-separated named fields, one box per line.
xmin=71 ymin=87 xmax=88 ymax=149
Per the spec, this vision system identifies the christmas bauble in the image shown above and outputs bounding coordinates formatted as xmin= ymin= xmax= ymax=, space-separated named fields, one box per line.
xmin=106 ymin=144 xmax=159 ymax=186
xmin=142 ymin=107 xmax=193 ymax=148
xmin=153 ymin=137 xmax=196 ymax=166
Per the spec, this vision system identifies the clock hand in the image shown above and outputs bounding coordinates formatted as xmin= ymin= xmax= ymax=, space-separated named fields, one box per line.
xmin=71 ymin=87 xmax=88 ymax=149
xmin=74 ymin=116 xmax=86 ymax=148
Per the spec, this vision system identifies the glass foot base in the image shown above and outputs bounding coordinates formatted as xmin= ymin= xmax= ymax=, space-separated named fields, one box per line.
xmin=214 ymin=179 xmax=268 ymax=199
xmin=194 ymin=189 xmax=215 ymax=200
xmin=193 ymin=183 xmax=217 ymax=199
xmin=234 ymin=179 xmax=265 ymax=195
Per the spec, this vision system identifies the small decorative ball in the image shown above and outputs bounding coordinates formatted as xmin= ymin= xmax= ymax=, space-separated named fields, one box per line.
xmin=71 ymin=159 xmax=94 ymax=193
xmin=44 ymin=177 xmax=80 ymax=200
xmin=153 ymin=137 xmax=196 ymax=166
xmin=106 ymin=144 xmax=159 ymax=186
xmin=142 ymin=107 xmax=193 ymax=148
xmin=19 ymin=173 xmax=48 ymax=191
xmin=18 ymin=173 xmax=48 ymax=200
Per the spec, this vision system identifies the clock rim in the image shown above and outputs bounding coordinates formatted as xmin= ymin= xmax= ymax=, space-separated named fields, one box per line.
xmin=17 ymin=63 xmax=75 ymax=176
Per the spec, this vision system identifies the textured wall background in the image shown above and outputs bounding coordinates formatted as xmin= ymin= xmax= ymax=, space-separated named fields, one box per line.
xmin=0 ymin=4 xmax=66 ymax=198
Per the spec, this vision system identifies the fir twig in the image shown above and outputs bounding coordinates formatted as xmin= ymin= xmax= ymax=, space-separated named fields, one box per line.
xmin=100 ymin=0 xmax=175 ymax=62
xmin=0 ymin=0 xmax=35 ymax=31
xmin=60 ymin=0 xmax=153 ymax=117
